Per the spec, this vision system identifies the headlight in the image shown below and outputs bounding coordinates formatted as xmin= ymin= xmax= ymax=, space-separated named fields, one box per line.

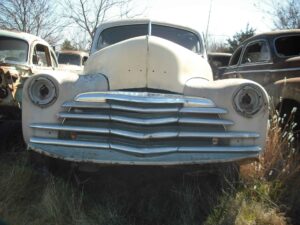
xmin=233 ymin=84 xmax=264 ymax=117
xmin=28 ymin=76 xmax=57 ymax=107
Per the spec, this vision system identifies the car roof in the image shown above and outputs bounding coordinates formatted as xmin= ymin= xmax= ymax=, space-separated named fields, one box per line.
xmin=96 ymin=19 xmax=202 ymax=38
xmin=244 ymin=29 xmax=300 ymax=43
xmin=0 ymin=29 xmax=50 ymax=46
xmin=58 ymin=50 xmax=89 ymax=57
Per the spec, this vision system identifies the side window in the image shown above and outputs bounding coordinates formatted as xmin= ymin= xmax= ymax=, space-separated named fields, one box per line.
xmin=242 ymin=41 xmax=270 ymax=64
xmin=32 ymin=44 xmax=51 ymax=67
xmin=229 ymin=46 xmax=243 ymax=66
xmin=50 ymin=50 xmax=58 ymax=67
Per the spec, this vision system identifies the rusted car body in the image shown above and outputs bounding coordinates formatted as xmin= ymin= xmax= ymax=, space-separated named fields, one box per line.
xmin=57 ymin=50 xmax=88 ymax=74
xmin=22 ymin=19 xmax=269 ymax=166
xmin=222 ymin=30 xmax=300 ymax=123
xmin=208 ymin=52 xmax=232 ymax=80
xmin=0 ymin=30 xmax=58 ymax=120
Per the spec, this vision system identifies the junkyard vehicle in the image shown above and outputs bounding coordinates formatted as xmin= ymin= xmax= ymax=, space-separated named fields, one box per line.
xmin=222 ymin=30 xmax=300 ymax=126
xmin=57 ymin=50 xmax=88 ymax=74
xmin=0 ymin=29 xmax=58 ymax=120
xmin=22 ymin=19 xmax=269 ymax=166
xmin=208 ymin=52 xmax=232 ymax=80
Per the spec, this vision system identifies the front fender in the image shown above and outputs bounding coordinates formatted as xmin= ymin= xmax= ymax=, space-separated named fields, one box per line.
xmin=184 ymin=78 xmax=269 ymax=150
xmin=266 ymin=78 xmax=300 ymax=108
xmin=22 ymin=71 xmax=108 ymax=143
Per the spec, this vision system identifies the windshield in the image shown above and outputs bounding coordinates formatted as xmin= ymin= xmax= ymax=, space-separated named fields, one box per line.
xmin=58 ymin=53 xmax=81 ymax=66
xmin=152 ymin=25 xmax=200 ymax=53
xmin=275 ymin=35 xmax=300 ymax=57
xmin=97 ymin=24 xmax=201 ymax=53
xmin=0 ymin=36 xmax=29 ymax=63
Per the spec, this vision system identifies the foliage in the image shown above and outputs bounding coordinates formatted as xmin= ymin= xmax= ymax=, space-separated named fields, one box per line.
xmin=61 ymin=39 xmax=78 ymax=51
xmin=62 ymin=0 xmax=143 ymax=45
xmin=256 ymin=0 xmax=300 ymax=29
xmin=0 ymin=0 xmax=65 ymax=45
xmin=273 ymin=0 xmax=300 ymax=29
xmin=226 ymin=24 xmax=256 ymax=52
xmin=207 ymin=39 xmax=230 ymax=53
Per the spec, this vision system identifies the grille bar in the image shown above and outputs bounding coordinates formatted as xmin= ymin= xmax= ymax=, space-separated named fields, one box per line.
xmin=75 ymin=91 xmax=215 ymax=107
xmin=30 ymin=137 xmax=261 ymax=155
xmin=30 ymin=123 xmax=259 ymax=139
xmin=62 ymin=101 xmax=228 ymax=114
xmin=57 ymin=112 xmax=234 ymax=126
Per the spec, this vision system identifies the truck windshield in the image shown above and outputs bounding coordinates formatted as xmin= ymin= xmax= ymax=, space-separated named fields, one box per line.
xmin=58 ymin=53 xmax=81 ymax=66
xmin=0 ymin=37 xmax=28 ymax=63
xmin=97 ymin=24 xmax=201 ymax=53
xmin=152 ymin=25 xmax=200 ymax=53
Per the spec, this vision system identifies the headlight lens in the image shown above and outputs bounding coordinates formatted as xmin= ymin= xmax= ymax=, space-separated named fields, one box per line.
xmin=233 ymin=85 xmax=264 ymax=117
xmin=29 ymin=76 xmax=57 ymax=106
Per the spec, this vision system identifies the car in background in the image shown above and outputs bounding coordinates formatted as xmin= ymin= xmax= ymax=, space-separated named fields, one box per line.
xmin=0 ymin=29 xmax=58 ymax=120
xmin=22 ymin=19 xmax=269 ymax=166
xmin=222 ymin=30 xmax=300 ymax=127
xmin=208 ymin=52 xmax=232 ymax=80
xmin=57 ymin=50 xmax=88 ymax=73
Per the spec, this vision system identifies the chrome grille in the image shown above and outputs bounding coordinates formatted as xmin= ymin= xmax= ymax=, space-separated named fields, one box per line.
xmin=30 ymin=91 xmax=261 ymax=156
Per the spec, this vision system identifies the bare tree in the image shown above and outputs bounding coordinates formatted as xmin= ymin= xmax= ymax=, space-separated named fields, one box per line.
xmin=256 ymin=0 xmax=300 ymax=29
xmin=273 ymin=0 xmax=300 ymax=29
xmin=0 ymin=0 xmax=65 ymax=45
xmin=62 ymin=0 xmax=142 ymax=41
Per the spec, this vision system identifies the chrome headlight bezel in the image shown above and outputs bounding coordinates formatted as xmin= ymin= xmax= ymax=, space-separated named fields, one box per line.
xmin=28 ymin=76 xmax=58 ymax=107
xmin=233 ymin=84 xmax=265 ymax=117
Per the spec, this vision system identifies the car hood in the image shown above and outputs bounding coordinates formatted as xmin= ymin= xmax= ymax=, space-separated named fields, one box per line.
xmin=83 ymin=36 xmax=212 ymax=93
xmin=58 ymin=64 xmax=84 ymax=73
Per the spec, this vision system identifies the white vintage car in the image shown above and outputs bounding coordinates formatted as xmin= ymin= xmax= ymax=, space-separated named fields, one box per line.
xmin=22 ymin=19 xmax=269 ymax=166
xmin=57 ymin=50 xmax=88 ymax=74
xmin=0 ymin=29 xmax=58 ymax=120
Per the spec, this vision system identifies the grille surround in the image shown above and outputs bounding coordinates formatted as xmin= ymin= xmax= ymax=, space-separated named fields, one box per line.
xmin=29 ymin=91 xmax=261 ymax=161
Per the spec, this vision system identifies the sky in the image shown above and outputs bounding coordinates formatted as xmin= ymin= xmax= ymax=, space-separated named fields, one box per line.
xmin=63 ymin=0 xmax=276 ymax=48
xmin=133 ymin=0 xmax=274 ymax=42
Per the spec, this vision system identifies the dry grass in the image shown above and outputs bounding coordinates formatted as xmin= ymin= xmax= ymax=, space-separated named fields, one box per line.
xmin=0 ymin=109 xmax=299 ymax=224
xmin=205 ymin=109 xmax=299 ymax=225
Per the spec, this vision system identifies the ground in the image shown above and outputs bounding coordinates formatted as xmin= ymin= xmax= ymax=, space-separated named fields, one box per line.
xmin=0 ymin=119 xmax=298 ymax=225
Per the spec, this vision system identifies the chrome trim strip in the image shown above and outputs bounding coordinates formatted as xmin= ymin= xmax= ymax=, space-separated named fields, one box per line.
xmin=62 ymin=101 xmax=227 ymax=114
xmin=58 ymin=112 xmax=110 ymax=120
xmin=30 ymin=137 xmax=261 ymax=155
xmin=30 ymin=123 xmax=259 ymax=139
xmin=224 ymin=67 xmax=300 ymax=75
xmin=58 ymin=112 xmax=233 ymax=126
xmin=179 ymin=131 xmax=259 ymax=138
xmin=31 ymin=123 xmax=109 ymax=134
xmin=62 ymin=101 xmax=110 ymax=109
xmin=178 ymin=118 xmax=233 ymax=125
xmin=74 ymin=91 xmax=215 ymax=107
xmin=179 ymin=107 xmax=227 ymax=114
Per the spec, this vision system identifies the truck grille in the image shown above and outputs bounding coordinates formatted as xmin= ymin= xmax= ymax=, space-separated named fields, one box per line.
xmin=30 ymin=91 xmax=261 ymax=156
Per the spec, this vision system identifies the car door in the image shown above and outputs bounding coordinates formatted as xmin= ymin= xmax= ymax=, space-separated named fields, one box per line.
xmin=30 ymin=42 xmax=54 ymax=74
xmin=237 ymin=39 xmax=273 ymax=87
xmin=222 ymin=46 xmax=243 ymax=79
